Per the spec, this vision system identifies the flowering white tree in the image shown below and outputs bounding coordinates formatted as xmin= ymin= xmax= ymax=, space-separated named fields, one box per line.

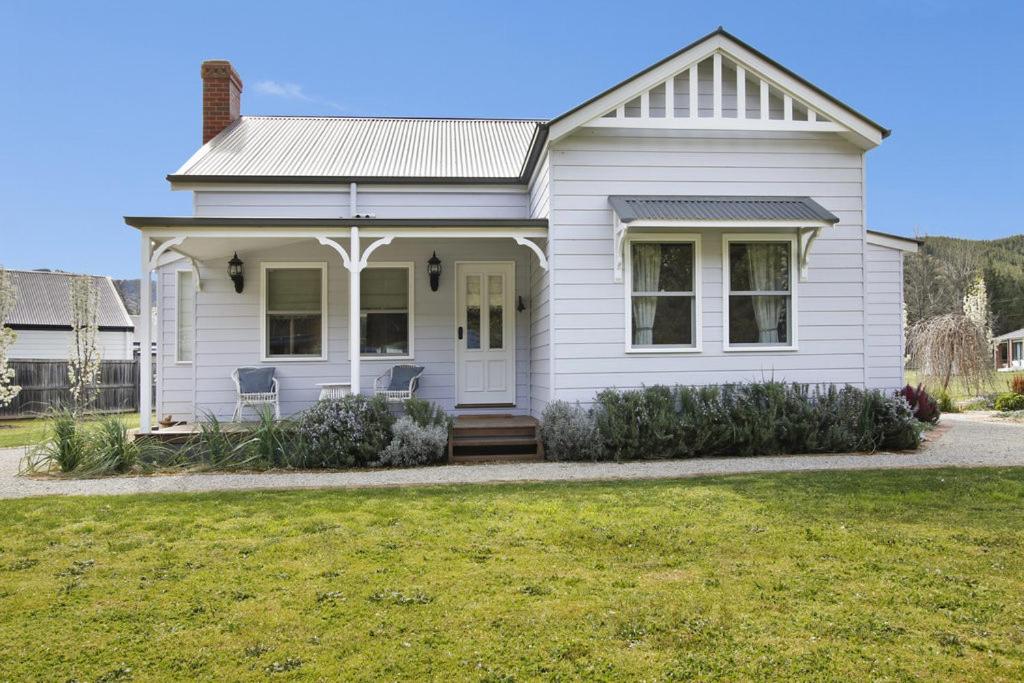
xmin=962 ymin=276 xmax=993 ymax=342
xmin=68 ymin=275 xmax=102 ymax=414
xmin=0 ymin=268 xmax=21 ymax=407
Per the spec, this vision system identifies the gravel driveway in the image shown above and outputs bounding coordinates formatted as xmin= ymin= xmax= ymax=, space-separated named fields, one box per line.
xmin=1 ymin=413 xmax=1021 ymax=499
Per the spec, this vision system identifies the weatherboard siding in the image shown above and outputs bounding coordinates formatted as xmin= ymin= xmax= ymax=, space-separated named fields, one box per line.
xmin=192 ymin=188 xmax=529 ymax=219
xmin=547 ymin=129 xmax=868 ymax=405
xmin=527 ymin=155 xmax=552 ymax=416
xmin=157 ymin=239 xmax=534 ymax=421
xmin=865 ymin=243 xmax=906 ymax=390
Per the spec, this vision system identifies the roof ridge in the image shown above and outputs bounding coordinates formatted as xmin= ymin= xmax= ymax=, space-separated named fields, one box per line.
xmin=240 ymin=115 xmax=548 ymax=122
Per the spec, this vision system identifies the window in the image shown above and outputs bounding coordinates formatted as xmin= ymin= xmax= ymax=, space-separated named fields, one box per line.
xmin=361 ymin=264 xmax=413 ymax=358
xmin=261 ymin=263 xmax=326 ymax=360
xmin=724 ymin=237 xmax=796 ymax=349
xmin=625 ymin=237 xmax=700 ymax=351
xmin=176 ymin=270 xmax=194 ymax=363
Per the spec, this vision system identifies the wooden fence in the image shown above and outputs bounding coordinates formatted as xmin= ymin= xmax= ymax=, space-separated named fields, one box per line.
xmin=0 ymin=359 xmax=155 ymax=419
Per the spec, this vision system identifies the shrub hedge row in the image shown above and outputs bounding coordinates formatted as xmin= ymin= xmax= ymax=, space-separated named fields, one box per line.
xmin=542 ymin=382 xmax=922 ymax=462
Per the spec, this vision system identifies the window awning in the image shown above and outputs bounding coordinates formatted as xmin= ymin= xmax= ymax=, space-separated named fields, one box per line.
xmin=609 ymin=195 xmax=839 ymax=225
xmin=609 ymin=195 xmax=839 ymax=282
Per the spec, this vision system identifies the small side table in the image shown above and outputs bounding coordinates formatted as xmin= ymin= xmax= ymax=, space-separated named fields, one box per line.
xmin=316 ymin=382 xmax=353 ymax=401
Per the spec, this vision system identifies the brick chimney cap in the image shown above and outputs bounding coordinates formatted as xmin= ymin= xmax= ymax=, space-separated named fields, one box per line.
xmin=201 ymin=60 xmax=243 ymax=89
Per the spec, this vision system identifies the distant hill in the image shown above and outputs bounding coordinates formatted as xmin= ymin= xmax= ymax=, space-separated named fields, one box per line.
xmin=112 ymin=279 xmax=156 ymax=316
xmin=908 ymin=235 xmax=1024 ymax=335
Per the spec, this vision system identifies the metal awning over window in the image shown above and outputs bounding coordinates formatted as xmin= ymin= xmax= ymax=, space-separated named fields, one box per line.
xmin=609 ymin=195 xmax=839 ymax=281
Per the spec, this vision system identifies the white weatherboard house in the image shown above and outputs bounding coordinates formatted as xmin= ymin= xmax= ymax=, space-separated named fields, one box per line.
xmin=127 ymin=28 xmax=919 ymax=434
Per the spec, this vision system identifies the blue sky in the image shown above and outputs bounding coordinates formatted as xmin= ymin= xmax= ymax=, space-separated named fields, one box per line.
xmin=1 ymin=0 xmax=1021 ymax=278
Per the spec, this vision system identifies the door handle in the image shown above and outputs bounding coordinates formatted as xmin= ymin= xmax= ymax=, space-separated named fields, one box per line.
xmin=458 ymin=326 xmax=463 ymax=340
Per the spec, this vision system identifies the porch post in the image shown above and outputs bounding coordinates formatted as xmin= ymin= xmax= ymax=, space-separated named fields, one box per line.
xmin=138 ymin=234 xmax=153 ymax=434
xmin=349 ymin=226 xmax=361 ymax=394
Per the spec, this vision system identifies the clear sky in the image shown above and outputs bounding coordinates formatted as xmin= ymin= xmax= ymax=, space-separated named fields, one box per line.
xmin=2 ymin=0 xmax=1021 ymax=278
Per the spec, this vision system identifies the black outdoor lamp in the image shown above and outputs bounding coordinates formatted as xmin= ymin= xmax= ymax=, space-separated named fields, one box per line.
xmin=228 ymin=252 xmax=245 ymax=293
xmin=427 ymin=251 xmax=442 ymax=292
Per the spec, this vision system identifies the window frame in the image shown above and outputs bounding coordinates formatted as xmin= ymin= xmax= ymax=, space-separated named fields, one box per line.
xmin=360 ymin=261 xmax=415 ymax=360
xmin=623 ymin=233 xmax=703 ymax=353
xmin=259 ymin=261 xmax=328 ymax=362
xmin=175 ymin=269 xmax=194 ymax=364
xmin=722 ymin=233 xmax=799 ymax=352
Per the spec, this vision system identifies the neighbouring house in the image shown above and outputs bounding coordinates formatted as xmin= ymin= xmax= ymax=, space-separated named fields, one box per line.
xmin=126 ymin=27 xmax=920 ymax=434
xmin=5 ymin=270 xmax=135 ymax=361
xmin=994 ymin=328 xmax=1024 ymax=371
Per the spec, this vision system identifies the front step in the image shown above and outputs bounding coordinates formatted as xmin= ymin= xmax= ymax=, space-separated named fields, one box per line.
xmin=448 ymin=414 xmax=544 ymax=463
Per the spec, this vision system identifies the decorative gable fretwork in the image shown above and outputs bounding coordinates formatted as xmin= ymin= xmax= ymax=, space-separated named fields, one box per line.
xmin=586 ymin=51 xmax=844 ymax=135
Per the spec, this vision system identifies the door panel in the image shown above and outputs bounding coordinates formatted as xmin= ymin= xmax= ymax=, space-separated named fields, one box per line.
xmin=456 ymin=262 xmax=515 ymax=405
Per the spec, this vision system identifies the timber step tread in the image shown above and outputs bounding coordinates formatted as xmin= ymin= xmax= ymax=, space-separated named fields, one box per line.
xmin=449 ymin=453 xmax=544 ymax=464
xmin=449 ymin=435 xmax=538 ymax=447
xmin=448 ymin=414 xmax=544 ymax=463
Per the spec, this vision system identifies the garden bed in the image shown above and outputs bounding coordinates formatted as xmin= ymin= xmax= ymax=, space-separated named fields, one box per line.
xmin=20 ymin=383 xmax=928 ymax=479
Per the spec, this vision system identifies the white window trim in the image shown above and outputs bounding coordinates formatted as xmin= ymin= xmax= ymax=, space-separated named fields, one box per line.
xmin=624 ymin=233 xmax=703 ymax=353
xmin=174 ymin=269 xmax=193 ymax=365
xmin=360 ymin=261 xmax=415 ymax=361
xmin=260 ymin=262 xmax=328 ymax=362
xmin=722 ymin=233 xmax=799 ymax=352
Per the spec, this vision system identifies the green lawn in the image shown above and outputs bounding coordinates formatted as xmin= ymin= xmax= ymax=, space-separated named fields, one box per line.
xmin=1 ymin=470 xmax=1023 ymax=680
xmin=906 ymin=369 xmax=1024 ymax=403
xmin=0 ymin=412 xmax=140 ymax=448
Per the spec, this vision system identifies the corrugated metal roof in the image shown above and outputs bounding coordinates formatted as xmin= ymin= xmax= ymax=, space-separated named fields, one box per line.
xmin=994 ymin=327 xmax=1024 ymax=342
xmin=609 ymin=195 xmax=840 ymax=224
xmin=6 ymin=271 xmax=133 ymax=330
xmin=173 ymin=116 xmax=543 ymax=180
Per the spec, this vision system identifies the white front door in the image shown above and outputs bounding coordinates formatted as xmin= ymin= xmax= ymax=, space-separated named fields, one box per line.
xmin=456 ymin=262 xmax=515 ymax=406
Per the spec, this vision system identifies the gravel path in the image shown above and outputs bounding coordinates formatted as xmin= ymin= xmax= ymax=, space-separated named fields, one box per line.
xmin=1 ymin=413 xmax=1021 ymax=500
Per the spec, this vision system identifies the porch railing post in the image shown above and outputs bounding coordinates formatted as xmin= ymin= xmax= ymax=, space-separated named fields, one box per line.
xmin=349 ymin=226 xmax=361 ymax=394
xmin=139 ymin=234 xmax=153 ymax=434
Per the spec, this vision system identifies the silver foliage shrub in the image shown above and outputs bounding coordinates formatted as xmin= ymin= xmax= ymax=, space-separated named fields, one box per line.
xmin=540 ymin=400 xmax=602 ymax=461
xmin=379 ymin=416 xmax=448 ymax=467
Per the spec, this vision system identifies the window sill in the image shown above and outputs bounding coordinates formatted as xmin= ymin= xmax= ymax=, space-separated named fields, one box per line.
xmin=260 ymin=356 xmax=329 ymax=363
xmin=722 ymin=345 xmax=799 ymax=353
xmin=174 ymin=361 xmax=193 ymax=366
xmin=360 ymin=355 xmax=415 ymax=362
xmin=625 ymin=346 xmax=703 ymax=354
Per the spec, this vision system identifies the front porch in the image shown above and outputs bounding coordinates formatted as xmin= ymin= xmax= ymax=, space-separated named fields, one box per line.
xmin=126 ymin=217 xmax=549 ymax=433
xmin=138 ymin=413 xmax=544 ymax=464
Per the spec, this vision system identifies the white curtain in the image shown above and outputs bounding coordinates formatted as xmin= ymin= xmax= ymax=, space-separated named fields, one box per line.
xmin=746 ymin=244 xmax=782 ymax=344
xmin=631 ymin=244 xmax=661 ymax=345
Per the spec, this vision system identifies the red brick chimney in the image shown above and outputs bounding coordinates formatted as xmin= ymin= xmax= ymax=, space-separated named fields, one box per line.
xmin=201 ymin=60 xmax=243 ymax=144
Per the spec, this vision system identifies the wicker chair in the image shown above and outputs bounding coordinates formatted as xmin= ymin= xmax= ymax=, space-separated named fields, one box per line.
xmin=231 ymin=367 xmax=280 ymax=420
xmin=374 ymin=365 xmax=425 ymax=403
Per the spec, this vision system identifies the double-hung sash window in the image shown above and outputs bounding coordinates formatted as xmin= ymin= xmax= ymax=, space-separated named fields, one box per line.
xmin=262 ymin=264 xmax=327 ymax=360
xmin=175 ymin=270 xmax=194 ymax=363
xmin=626 ymin=237 xmax=700 ymax=351
xmin=361 ymin=264 xmax=413 ymax=358
xmin=725 ymin=237 xmax=796 ymax=349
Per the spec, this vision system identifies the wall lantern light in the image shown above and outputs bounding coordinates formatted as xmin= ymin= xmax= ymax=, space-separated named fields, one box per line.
xmin=427 ymin=251 xmax=442 ymax=292
xmin=228 ymin=252 xmax=245 ymax=293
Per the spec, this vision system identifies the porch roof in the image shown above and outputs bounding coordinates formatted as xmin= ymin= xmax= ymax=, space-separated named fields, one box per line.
xmin=994 ymin=327 xmax=1024 ymax=342
xmin=124 ymin=216 xmax=548 ymax=231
